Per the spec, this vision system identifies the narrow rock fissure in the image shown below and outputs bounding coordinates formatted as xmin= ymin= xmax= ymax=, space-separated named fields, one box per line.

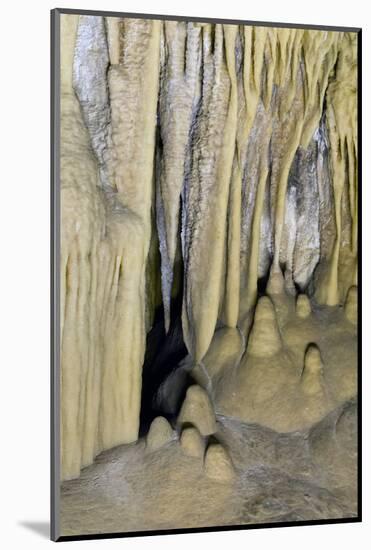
xmin=139 ymin=295 xmax=189 ymax=435
xmin=139 ymin=196 xmax=189 ymax=434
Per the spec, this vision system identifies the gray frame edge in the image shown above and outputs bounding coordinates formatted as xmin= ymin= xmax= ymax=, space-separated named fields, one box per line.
xmin=54 ymin=7 xmax=361 ymax=33
xmin=51 ymin=7 xmax=61 ymax=543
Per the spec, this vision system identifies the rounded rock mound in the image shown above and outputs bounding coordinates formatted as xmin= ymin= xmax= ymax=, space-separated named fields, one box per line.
xmin=177 ymin=385 xmax=216 ymax=436
xmin=180 ymin=426 xmax=204 ymax=458
xmin=146 ymin=416 xmax=174 ymax=453
xmin=204 ymin=443 xmax=235 ymax=482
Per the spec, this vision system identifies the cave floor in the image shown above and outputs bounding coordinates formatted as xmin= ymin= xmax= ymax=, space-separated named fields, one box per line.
xmin=60 ymin=399 xmax=357 ymax=536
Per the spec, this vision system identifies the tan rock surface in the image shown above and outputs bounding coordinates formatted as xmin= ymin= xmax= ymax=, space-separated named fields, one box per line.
xmin=146 ymin=416 xmax=174 ymax=453
xmin=204 ymin=444 xmax=236 ymax=482
xmin=178 ymin=385 xmax=216 ymax=436
xmin=180 ymin=426 xmax=204 ymax=458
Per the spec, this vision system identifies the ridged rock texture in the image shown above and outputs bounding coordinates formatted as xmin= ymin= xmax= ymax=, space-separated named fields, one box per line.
xmin=60 ymin=14 xmax=357 ymax=481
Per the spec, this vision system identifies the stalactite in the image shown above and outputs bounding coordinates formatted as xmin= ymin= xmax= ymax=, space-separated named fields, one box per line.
xmin=222 ymin=25 xmax=240 ymax=328
xmin=156 ymin=21 xmax=201 ymax=331
xmin=315 ymin=32 xmax=357 ymax=304
xmin=181 ymin=24 xmax=232 ymax=363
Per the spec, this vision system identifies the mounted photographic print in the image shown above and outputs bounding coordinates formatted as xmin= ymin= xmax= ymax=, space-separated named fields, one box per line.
xmin=51 ymin=8 xmax=361 ymax=541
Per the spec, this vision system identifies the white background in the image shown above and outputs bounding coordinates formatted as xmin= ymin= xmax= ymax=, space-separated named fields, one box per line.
xmin=0 ymin=0 xmax=368 ymax=548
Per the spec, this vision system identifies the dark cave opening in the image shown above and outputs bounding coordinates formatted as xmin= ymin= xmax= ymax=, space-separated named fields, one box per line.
xmin=257 ymin=270 xmax=271 ymax=296
xmin=139 ymin=125 xmax=193 ymax=436
xmin=139 ymin=291 xmax=190 ymax=436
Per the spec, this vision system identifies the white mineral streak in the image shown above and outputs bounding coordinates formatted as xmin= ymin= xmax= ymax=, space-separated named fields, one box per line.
xmin=73 ymin=16 xmax=113 ymax=191
xmin=60 ymin=16 xmax=357 ymax=479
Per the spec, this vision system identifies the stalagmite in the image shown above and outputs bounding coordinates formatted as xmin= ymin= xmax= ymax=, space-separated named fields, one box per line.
xmin=301 ymin=344 xmax=325 ymax=396
xmin=247 ymin=296 xmax=282 ymax=357
xmin=177 ymin=385 xmax=217 ymax=436
xmin=146 ymin=416 xmax=174 ymax=453
xmin=204 ymin=444 xmax=235 ymax=482
xmin=180 ymin=426 xmax=204 ymax=458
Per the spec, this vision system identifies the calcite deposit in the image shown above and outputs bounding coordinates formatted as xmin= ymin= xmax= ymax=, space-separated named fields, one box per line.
xmin=58 ymin=12 xmax=358 ymax=536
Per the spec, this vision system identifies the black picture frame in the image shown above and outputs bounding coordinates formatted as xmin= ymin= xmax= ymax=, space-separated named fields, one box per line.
xmin=51 ymin=8 xmax=362 ymax=542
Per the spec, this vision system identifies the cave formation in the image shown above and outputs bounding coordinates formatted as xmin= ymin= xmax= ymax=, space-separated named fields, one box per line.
xmin=59 ymin=13 xmax=358 ymax=533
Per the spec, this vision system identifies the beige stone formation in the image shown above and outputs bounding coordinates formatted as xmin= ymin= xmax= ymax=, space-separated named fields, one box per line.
xmin=301 ymin=344 xmax=325 ymax=396
xmin=213 ymin=298 xmax=356 ymax=432
xmin=59 ymin=14 xmax=358 ymax=481
xmin=247 ymin=296 xmax=282 ymax=357
xmin=180 ymin=426 xmax=205 ymax=458
xmin=204 ymin=444 xmax=235 ymax=482
xmin=61 ymin=400 xmax=357 ymax=535
xmin=314 ymin=35 xmax=358 ymax=306
xmin=266 ymin=266 xmax=286 ymax=296
xmin=178 ymin=385 xmax=217 ymax=436
xmin=296 ymin=294 xmax=312 ymax=319
xmin=58 ymin=13 xmax=358 ymax=534
xmin=146 ymin=416 xmax=174 ymax=453
xmin=60 ymin=14 xmax=161 ymax=480
xmin=191 ymin=327 xmax=244 ymax=395
xmin=345 ymin=285 xmax=357 ymax=324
